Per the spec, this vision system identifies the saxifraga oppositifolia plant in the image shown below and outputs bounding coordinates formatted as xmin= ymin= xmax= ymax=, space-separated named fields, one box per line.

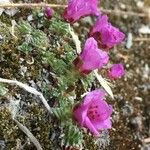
xmin=48 ymin=0 xmax=125 ymax=148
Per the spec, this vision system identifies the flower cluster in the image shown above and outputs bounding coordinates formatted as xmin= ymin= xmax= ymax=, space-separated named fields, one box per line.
xmin=63 ymin=0 xmax=125 ymax=79
xmin=63 ymin=0 xmax=125 ymax=137
xmin=45 ymin=0 xmax=126 ymax=137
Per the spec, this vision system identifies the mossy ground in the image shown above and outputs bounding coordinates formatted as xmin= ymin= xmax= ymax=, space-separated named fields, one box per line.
xmin=0 ymin=0 xmax=150 ymax=150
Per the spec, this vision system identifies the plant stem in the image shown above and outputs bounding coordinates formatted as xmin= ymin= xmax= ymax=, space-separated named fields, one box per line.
xmin=0 ymin=3 xmax=66 ymax=8
xmin=101 ymin=8 xmax=147 ymax=17
xmin=0 ymin=77 xmax=52 ymax=114
xmin=0 ymin=3 xmax=148 ymax=18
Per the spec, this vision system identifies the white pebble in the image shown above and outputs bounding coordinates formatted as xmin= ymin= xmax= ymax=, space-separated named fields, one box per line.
xmin=139 ymin=26 xmax=150 ymax=34
xmin=126 ymin=32 xmax=133 ymax=49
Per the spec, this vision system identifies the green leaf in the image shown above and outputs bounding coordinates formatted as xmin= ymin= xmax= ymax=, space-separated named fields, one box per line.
xmin=0 ymin=84 xmax=8 ymax=96
xmin=61 ymin=123 xmax=84 ymax=148
xmin=18 ymin=20 xmax=32 ymax=34
xmin=18 ymin=20 xmax=49 ymax=51
xmin=17 ymin=42 xmax=32 ymax=54
xmin=31 ymin=29 xmax=49 ymax=50
xmin=49 ymin=17 xmax=69 ymax=35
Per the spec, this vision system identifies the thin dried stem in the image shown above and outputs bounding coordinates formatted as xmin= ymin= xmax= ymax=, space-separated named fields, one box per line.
xmin=0 ymin=3 xmax=148 ymax=18
xmin=134 ymin=37 xmax=150 ymax=41
xmin=0 ymin=3 xmax=66 ymax=8
xmin=101 ymin=8 xmax=147 ymax=17
xmin=0 ymin=77 xmax=52 ymax=114
xmin=142 ymin=137 xmax=150 ymax=144
xmin=14 ymin=119 xmax=43 ymax=150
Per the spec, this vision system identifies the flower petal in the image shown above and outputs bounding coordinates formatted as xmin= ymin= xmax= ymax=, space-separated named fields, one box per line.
xmin=90 ymin=15 xmax=125 ymax=50
xmin=73 ymin=105 xmax=89 ymax=126
xmin=63 ymin=0 xmax=99 ymax=23
xmin=93 ymin=117 xmax=112 ymax=130
xmin=84 ymin=116 xmax=100 ymax=136
xmin=108 ymin=63 xmax=125 ymax=79
xmin=44 ymin=7 xmax=54 ymax=19
xmin=79 ymin=38 xmax=109 ymax=72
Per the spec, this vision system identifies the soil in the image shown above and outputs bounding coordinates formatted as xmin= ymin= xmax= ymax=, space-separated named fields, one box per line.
xmin=0 ymin=0 xmax=150 ymax=150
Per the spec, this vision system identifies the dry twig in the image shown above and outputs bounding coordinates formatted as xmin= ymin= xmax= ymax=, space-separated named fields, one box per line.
xmin=0 ymin=3 xmax=66 ymax=8
xmin=0 ymin=3 xmax=148 ymax=18
xmin=11 ymin=20 xmax=17 ymax=39
xmin=142 ymin=137 xmax=150 ymax=144
xmin=0 ymin=77 xmax=52 ymax=114
xmin=14 ymin=119 xmax=43 ymax=150
xmin=134 ymin=38 xmax=150 ymax=42
xmin=101 ymin=8 xmax=148 ymax=17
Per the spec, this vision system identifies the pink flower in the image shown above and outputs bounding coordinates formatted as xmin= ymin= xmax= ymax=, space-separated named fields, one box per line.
xmin=73 ymin=37 xmax=109 ymax=75
xmin=44 ymin=7 xmax=54 ymax=19
xmin=90 ymin=15 xmax=125 ymax=50
xmin=108 ymin=63 xmax=125 ymax=79
xmin=63 ymin=0 xmax=99 ymax=23
xmin=73 ymin=89 xmax=112 ymax=137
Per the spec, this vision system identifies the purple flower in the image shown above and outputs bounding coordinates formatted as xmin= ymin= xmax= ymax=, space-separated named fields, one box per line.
xmin=90 ymin=15 xmax=125 ymax=50
xmin=73 ymin=37 xmax=109 ymax=75
xmin=63 ymin=0 xmax=99 ymax=23
xmin=73 ymin=89 xmax=112 ymax=137
xmin=108 ymin=63 xmax=125 ymax=79
xmin=44 ymin=7 xmax=54 ymax=20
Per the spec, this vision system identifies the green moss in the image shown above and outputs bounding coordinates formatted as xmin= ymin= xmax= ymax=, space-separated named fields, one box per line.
xmin=24 ymin=103 xmax=53 ymax=149
xmin=18 ymin=20 xmax=49 ymax=51
xmin=49 ymin=15 xmax=70 ymax=35
xmin=0 ymin=14 xmax=12 ymax=25
xmin=0 ymin=104 xmax=54 ymax=149
xmin=0 ymin=107 xmax=20 ymax=149
xmin=84 ymin=134 xmax=99 ymax=150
